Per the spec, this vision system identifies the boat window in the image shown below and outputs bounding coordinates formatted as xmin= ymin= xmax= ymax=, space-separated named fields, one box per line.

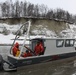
xmin=32 ymin=40 xmax=38 ymax=51
xmin=65 ymin=39 xmax=74 ymax=47
xmin=56 ymin=39 xmax=64 ymax=47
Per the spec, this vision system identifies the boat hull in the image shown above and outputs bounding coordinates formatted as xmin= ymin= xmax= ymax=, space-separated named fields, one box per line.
xmin=8 ymin=52 xmax=76 ymax=68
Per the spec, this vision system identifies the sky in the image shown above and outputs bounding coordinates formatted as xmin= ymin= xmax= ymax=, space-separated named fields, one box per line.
xmin=0 ymin=0 xmax=76 ymax=15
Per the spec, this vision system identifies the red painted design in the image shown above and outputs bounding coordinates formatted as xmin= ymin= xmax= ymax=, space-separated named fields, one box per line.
xmin=52 ymin=55 xmax=59 ymax=60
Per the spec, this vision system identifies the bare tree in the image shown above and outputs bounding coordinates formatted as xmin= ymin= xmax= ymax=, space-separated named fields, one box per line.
xmin=46 ymin=9 xmax=53 ymax=19
xmin=27 ymin=3 xmax=34 ymax=17
xmin=33 ymin=4 xmax=40 ymax=17
xmin=14 ymin=0 xmax=20 ymax=18
xmin=23 ymin=1 xmax=27 ymax=17
xmin=39 ymin=4 xmax=48 ymax=17
xmin=1 ymin=3 xmax=7 ymax=17
xmin=5 ymin=1 xmax=10 ymax=17
xmin=19 ymin=1 xmax=24 ymax=17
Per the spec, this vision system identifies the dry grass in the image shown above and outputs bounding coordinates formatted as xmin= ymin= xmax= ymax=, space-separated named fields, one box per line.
xmin=31 ymin=19 xmax=68 ymax=34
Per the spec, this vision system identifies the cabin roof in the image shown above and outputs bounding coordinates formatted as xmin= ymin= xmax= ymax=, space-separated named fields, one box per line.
xmin=30 ymin=37 xmax=76 ymax=40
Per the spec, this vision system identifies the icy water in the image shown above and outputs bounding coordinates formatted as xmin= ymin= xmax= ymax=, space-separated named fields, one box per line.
xmin=1 ymin=46 xmax=76 ymax=75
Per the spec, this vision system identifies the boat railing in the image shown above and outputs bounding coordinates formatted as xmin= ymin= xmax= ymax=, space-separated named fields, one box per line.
xmin=10 ymin=21 xmax=31 ymax=57
xmin=18 ymin=21 xmax=31 ymax=58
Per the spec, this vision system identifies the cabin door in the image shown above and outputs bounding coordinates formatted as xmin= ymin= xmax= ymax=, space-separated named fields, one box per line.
xmin=31 ymin=39 xmax=45 ymax=55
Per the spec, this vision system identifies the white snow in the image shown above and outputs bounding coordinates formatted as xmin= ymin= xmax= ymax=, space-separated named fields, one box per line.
xmin=0 ymin=23 xmax=76 ymax=44
xmin=60 ymin=24 xmax=76 ymax=38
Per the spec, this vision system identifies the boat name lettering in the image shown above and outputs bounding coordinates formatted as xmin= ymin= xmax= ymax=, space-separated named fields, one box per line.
xmin=22 ymin=60 xmax=32 ymax=64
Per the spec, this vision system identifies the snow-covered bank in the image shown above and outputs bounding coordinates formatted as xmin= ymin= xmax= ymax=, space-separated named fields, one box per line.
xmin=0 ymin=34 xmax=30 ymax=44
xmin=60 ymin=24 xmax=76 ymax=38
xmin=0 ymin=23 xmax=76 ymax=44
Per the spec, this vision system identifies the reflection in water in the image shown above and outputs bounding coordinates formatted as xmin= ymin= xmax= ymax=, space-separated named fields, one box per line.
xmin=0 ymin=46 xmax=76 ymax=75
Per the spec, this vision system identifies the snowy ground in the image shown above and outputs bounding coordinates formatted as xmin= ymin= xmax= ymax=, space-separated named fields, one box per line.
xmin=0 ymin=23 xmax=76 ymax=44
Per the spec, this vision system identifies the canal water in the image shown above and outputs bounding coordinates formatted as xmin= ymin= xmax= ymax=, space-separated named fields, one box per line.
xmin=0 ymin=46 xmax=76 ymax=75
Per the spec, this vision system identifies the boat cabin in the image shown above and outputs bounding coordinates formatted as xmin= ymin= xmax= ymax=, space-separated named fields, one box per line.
xmin=29 ymin=38 xmax=76 ymax=56
xmin=8 ymin=38 xmax=76 ymax=67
